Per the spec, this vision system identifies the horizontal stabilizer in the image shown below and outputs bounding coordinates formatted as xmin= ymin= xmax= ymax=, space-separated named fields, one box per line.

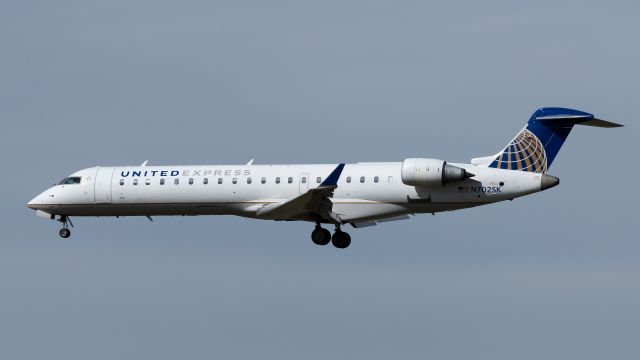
xmin=578 ymin=118 xmax=623 ymax=128
xmin=535 ymin=112 xmax=623 ymax=128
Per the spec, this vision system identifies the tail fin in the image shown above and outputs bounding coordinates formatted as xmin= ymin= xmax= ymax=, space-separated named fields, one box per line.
xmin=471 ymin=107 xmax=622 ymax=173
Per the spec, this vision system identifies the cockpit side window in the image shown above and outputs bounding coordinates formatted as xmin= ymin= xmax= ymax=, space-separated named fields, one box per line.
xmin=58 ymin=177 xmax=81 ymax=185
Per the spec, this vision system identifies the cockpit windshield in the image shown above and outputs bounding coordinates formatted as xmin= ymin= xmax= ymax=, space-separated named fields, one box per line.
xmin=58 ymin=177 xmax=82 ymax=185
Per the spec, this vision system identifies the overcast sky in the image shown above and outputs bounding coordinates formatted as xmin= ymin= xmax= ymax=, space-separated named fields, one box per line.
xmin=1 ymin=1 xmax=639 ymax=359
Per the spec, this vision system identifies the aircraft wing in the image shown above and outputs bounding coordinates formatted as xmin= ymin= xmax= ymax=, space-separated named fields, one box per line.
xmin=256 ymin=164 xmax=345 ymax=223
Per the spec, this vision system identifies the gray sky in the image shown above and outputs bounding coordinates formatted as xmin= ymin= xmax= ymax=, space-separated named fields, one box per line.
xmin=1 ymin=1 xmax=639 ymax=359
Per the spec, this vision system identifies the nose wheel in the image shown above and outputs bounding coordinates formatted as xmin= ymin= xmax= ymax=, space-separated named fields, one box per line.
xmin=58 ymin=215 xmax=73 ymax=238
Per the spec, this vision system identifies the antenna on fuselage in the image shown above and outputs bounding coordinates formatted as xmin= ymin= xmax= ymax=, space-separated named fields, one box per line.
xmin=246 ymin=159 xmax=254 ymax=165
xmin=140 ymin=160 xmax=148 ymax=167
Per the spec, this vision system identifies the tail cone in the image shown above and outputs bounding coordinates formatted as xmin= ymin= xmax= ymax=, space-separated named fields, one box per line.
xmin=541 ymin=174 xmax=560 ymax=191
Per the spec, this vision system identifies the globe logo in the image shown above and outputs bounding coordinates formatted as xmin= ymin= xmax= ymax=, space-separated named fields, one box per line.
xmin=493 ymin=129 xmax=547 ymax=173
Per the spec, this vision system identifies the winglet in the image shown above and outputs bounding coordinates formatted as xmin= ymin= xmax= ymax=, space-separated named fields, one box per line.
xmin=320 ymin=163 xmax=345 ymax=187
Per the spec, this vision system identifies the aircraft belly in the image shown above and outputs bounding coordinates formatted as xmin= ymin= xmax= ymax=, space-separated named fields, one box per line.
xmin=38 ymin=203 xmax=240 ymax=217
xmin=406 ymin=202 xmax=482 ymax=213
xmin=332 ymin=201 xmax=408 ymax=222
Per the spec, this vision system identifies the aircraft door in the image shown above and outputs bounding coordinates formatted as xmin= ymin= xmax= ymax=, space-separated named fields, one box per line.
xmin=94 ymin=167 xmax=114 ymax=203
xmin=299 ymin=173 xmax=309 ymax=194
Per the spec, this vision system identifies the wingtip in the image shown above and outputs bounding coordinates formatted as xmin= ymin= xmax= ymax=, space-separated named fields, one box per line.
xmin=320 ymin=163 xmax=346 ymax=187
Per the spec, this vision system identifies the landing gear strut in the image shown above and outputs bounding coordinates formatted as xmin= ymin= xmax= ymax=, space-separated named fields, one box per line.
xmin=311 ymin=224 xmax=331 ymax=246
xmin=58 ymin=215 xmax=73 ymax=238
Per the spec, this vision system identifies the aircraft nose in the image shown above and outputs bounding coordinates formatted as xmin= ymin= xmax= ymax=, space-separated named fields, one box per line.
xmin=27 ymin=195 xmax=42 ymax=209
xmin=27 ymin=190 xmax=53 ymax=210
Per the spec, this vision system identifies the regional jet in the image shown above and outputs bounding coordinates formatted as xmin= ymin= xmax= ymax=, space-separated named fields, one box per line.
xmin=27 ymin=108 xmax=622 ymax=248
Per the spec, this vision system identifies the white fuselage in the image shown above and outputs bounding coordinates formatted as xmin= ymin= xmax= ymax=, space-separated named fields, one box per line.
xmin=28 ymin=162 xmax=548 ymax=225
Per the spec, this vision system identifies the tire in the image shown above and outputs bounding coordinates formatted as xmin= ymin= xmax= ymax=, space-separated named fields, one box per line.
xmin=321 ymin=228 xmax=331 ymax=244
xmin=311 ymin=227 xmax=330 ymax=246
xmin=59 ymin=228 xmax=71 ymax=238
xmin=331 ymin=231 xmax=351 ymax=249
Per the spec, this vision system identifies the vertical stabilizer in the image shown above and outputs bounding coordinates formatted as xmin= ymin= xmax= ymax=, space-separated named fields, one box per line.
xmin=472 ymin=107 xmax=621 ymax=173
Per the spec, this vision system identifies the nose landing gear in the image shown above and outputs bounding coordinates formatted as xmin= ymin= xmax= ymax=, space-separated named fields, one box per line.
xmin=59 ymin=228 xmax=71 ymax=238
xmin=58 ymin=215 xmax=73 ymax=238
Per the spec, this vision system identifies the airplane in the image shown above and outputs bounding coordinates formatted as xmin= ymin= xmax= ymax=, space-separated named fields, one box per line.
xmin=27 ymin=107 xmax=622 ymax=249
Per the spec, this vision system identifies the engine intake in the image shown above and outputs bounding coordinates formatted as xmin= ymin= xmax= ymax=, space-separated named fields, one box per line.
xmin=401 ymin=158 xmax=474 ymax=187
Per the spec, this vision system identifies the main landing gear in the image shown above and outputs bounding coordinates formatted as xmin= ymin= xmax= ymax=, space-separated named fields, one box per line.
xmin=58 ymin=215 xmax=73 ymax=238
xmin=311 ymin=225 xmax=331 ymax=246
xmin=311 ymin=224 xmax=351 ymax=249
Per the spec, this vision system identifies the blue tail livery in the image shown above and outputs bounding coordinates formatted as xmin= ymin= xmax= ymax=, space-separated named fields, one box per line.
xmin=472 ymin=107 xmax=622 ymax=173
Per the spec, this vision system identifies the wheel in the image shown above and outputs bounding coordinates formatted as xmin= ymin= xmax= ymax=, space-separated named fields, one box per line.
xmin=311 ymin=226 xmax=331 ymax=246
xmin=59 ymin=228 xmax=71 ymax=238
xmin=321 ymin=228 xmax=331 ymax=243
xmin=331 ymin=231 xmax=351 ymax=249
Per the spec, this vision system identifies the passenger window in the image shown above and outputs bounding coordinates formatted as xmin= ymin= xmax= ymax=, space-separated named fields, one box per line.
xmin=119 ymin=179 xmax=125 ymax=186
xmin=133 ymin=179 xmax=139 ymax=186
xmin=218 ymin=178 xmax=223 ymax=184
xmin=247 ymin=177 xmax=252 ymax=184
xmin=145 ymin=179 xmax=151 ymax=185
xmin=316 ymin=177 xmax=321 ymax=183
xmin=261 ymin=177 xmax=266 ymax=184
xmin=374 ymin=176 xmax=379 ymax=183
xmin=160 ymin=178 xmax=165 ymax=185
xmin=388 ymin=176 xmax=393 ymax=183
xmin=203 ymin=178 xmax=208 ymax=185
xmin=346 ymin=176 xmax=351 ymax=183
xmin=232 ymin=178 xmax=238 ymax=184
xmin=288 ymin=177 xmax=293 ymax=184
xmin=360 ymin=176 xmax=365 ymax=183
xmin=174 ymin=178 xmax=179 ymax=185
xmin=275 ymin=177 xmax=281 ymax=184
xmin=301 ymin=177 xmax=307 ymax=184
xmin=189 ymin=178 xmax=194 ymax=185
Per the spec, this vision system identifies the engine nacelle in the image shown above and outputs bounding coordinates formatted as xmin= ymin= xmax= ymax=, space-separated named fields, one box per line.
xmin=401 ymin=158 xmax=473 ymax=187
